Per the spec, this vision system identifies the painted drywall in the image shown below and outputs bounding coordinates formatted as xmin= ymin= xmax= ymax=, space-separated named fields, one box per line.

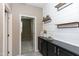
xmin=43 ymin=3 xmax=79 ymax=47
xmin=0 ymin=3 xmax=3 ymax=56
xmin=11 ymin=3 xmax=43 ymax=55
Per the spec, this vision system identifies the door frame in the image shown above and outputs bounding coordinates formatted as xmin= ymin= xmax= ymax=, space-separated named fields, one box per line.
xmin=19 ymin=14 xmax=37 ymax=55
xmin=3 ymin=3 xmax=12 ymax=56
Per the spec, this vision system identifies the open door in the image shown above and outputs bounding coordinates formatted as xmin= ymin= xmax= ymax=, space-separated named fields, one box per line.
xmin=4 ymin=4 xmax=12 ymax=56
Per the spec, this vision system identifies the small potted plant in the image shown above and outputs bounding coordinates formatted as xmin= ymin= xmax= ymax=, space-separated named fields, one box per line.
xmin=43 ymin=30 xmax=47 ymax=37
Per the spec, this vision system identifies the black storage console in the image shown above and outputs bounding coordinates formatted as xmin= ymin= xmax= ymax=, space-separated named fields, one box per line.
xmin=38 ymin=36 xmax=79 ymax=56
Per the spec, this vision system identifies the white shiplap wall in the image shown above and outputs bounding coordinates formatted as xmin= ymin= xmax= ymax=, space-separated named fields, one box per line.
xmin=43 ymin=3 xmax=79 ymax=47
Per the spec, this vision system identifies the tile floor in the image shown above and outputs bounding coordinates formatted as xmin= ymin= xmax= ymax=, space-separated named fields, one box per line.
xmin=21 ymin=40 xmax=42 ymax=56
xmin=21 ymin=51 xmax=42 ymax=56
xmin=21 ymin=40 xmax=33 ymax=54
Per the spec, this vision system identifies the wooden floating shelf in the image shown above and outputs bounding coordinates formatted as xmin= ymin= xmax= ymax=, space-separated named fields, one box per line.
xmin=55 ymin=3 xmax=72 ymax=11
xmin=57 ymin=22 xmax=79 ymax=28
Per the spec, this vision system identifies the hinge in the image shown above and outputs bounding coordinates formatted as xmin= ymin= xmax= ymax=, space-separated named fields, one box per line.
xmin=8 ymin=34 xmax=9 ymax=37
xmin=8 ymin=51 xmax=10 ymax=54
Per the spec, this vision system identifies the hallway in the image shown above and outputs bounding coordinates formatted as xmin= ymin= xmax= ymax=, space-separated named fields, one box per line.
xmin=21 ymin=16 xmax=34 ymax=55
xmin=21 ymin=40 xmax=33 ymax=54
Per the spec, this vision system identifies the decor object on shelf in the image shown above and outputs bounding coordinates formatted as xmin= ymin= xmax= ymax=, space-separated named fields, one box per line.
xmin=43 ymin=15 xmax=52 ymax=23
xmin=44 ymin=30 xmax=47 ymax=34
xmin=57 ymin=22 xmax=79 ymax=28
xmin=55 ymin=3 xmax=72 ymax=11
xmin=43 ymin=30 xmax=47 ymax=37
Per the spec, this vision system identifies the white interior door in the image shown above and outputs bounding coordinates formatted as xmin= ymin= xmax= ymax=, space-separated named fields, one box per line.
xmin=5 ymin=11 xmax=8 ymax=56
xmin=5 ymin=10 xmax=12 ymax=56
xmin=3 ymin=4 xmax=12 ymax=56
xmin=5 ymin=10 xmax=10 ymax=56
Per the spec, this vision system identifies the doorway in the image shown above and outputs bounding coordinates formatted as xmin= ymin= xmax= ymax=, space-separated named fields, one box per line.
xmin=20 ymin=15 xmax=36 ymax=55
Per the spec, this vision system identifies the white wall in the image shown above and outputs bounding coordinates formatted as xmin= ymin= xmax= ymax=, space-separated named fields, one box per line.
xmin=55 ymin=3 xmax=79 ymax=24
xmin=0 ymin=3 xmax=3 ymax=56
xmin=43 ymin=3 xmax=79 ymax=47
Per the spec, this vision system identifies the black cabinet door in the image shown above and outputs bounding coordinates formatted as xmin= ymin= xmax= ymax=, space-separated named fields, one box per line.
xmin=41 ymin=39 xmax=48 ymax=56
xmin=47 ymin=42 xmax=57 ymax=56
xmin=58 ymin=47 xmax=75 ymax=56
xmin=38 ymin=37 xmax=41 ymax=52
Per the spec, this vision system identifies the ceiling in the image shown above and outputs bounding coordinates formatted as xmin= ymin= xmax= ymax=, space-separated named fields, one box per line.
xmin=27 ymin=3 xmax=47 ymax=8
